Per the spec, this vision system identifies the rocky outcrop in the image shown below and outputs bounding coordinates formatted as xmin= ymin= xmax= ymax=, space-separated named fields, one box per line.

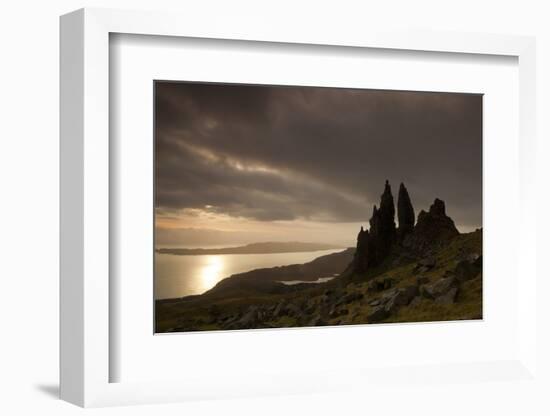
xmin=366 ymin=284 xmax=420 ymax=323
xmin=420 ymin=276 xmax=458 ymax=300
xmin=397 ymin=182 xmax=415 ymax=239
xmin=454 ymin=255 xmax=482 ymax=282
xmin=370 ymin=181 xmax=397 ymax=262
xmin=353 ymin=227 xmax=369 ymax=274
xmin=352 ymin=182 xmax=459 ymax=278
xmin=405 ymin=198 xmax=459 ymax=252
xmin=352 ymin=181 xmax=397 ymax=274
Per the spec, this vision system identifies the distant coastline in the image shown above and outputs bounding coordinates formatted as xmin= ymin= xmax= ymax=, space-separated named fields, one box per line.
xmin=156 ymin=241 xmax=343 ymax=256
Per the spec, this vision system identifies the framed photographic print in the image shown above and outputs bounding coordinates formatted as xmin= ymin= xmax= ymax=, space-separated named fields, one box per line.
xmin=60 ymin=7 xmax=540 ymax=409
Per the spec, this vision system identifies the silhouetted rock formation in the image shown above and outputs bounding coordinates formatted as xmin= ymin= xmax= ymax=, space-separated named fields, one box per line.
xmin=397 ymin=182 xmax=415 ymax=239
xmin=370 ymin=180 xmax=396 ymax=264
xmin=352 ymin=182 xmax=460 ymax=278
xmin=406 ymin=198 xmax=459 ymax=251
xmin=353 ymin=180 xmax=397 ymax=273
xmin=354 ymin=226 xmax=369 ymax=274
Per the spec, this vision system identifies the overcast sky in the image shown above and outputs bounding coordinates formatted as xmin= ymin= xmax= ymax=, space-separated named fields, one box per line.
xmin=155 ymin=82 xmax=482 ymax=247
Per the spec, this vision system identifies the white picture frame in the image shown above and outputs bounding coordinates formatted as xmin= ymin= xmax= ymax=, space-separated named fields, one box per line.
xmin=60 ymin=7 xmax=538 ymax=408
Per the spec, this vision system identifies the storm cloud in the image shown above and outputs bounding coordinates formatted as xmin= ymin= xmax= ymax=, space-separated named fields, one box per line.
xmin=155 ymin=82 xmax=482 ymax=229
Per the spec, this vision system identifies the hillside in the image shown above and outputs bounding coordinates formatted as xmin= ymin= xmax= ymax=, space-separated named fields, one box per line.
xmin=155 ymin=230 xmax=481 ymax=332
xmin=155 ymin=181 xmax=482 ymax=333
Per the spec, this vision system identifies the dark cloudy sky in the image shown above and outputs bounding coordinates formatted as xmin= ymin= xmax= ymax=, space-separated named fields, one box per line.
xmin=155 ymin=81 xmax=482 ymax=247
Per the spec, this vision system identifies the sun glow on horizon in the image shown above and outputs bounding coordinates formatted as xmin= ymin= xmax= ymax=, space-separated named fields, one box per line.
xmin=199 ymin=256 xmax=224 ymax=292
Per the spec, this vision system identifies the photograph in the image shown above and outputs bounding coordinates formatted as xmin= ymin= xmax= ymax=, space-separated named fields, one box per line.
xmin=154 ymin=81 xmax=483 ymax=333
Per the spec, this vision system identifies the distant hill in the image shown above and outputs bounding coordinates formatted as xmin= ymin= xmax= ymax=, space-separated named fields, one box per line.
xmin=156 ymin=241 xmax=343 ymax=256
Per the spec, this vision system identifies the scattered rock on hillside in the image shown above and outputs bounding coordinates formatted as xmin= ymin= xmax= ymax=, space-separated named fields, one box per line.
xmin=368 ymin=277 xmax=394 ymax=292
xmin=420 ymin=276 xmax=458 ymax=300
xmin=308 ymin=314 xmax=327 ymax=326
xmin=383 ymin=285 xmax=419 ymax=313
xmin=402 ymin=285 xmax=420 ymax=300
xmin=273 ymin=301 xmax=286 ymax=317
xmin=286 ymin=304 xmax=301 ymax=317
xmin=231 ymin=306 xmax=259 ymax=329
xmin=339 ymin=292 xmax=364 ymax=305
xmin=416 ymin=276 xmax=430 ymax=286
xmin=367 ymin=305 xmax=389 ymax=323
xmin=329 ymin=307 xmax=348 ymax=319
xmin=454 ymin=255 xmax=482 ymax=282
xmin=435 ymin=287 xmax=459 ymax=305
xmin=414 ymin=256 xmax=436 ymax=273
xmin=304 ymin=299 xmax=317 ymax=314
xmin=409 ymin=296 xmax=422 ymax=307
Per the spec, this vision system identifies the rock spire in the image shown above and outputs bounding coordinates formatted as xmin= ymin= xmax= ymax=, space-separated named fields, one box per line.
xmin=397 ymin=182 xmax=415 ymax=238
xmin=353 ymin=180 xmax=396 ymax=273
xmin=369 ymin=180 xmax=396 ymax=264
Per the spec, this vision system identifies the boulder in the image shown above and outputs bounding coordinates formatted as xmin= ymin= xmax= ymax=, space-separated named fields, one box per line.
xmin=286 ymin=303 xmax=301 ymax=317
xmin=304 ymin=299 xmax=317 ymax=314
xmin=414 ymin=256 xmax=436 ymax=273
xmin=435 ymin=287 xmax=459 ymax=304
xmin=273 ymin=301 xmax=286 ymax=317
xmin=380 ymin=288 xmax=399 ymax=302
xmin=340 ymin=292 xmax=364 ymax=305
xmin=465 ymin=253 xmax=481 ymax=263
xmin=235 ymin=307 xmax=259 ymax=328
xmin=473 ymin=255 xmax=482 ymax=269
xmin=221 ymin=314 xmax=240 ymax=329
xmin=368 ymin=277 xmax=394 ymax=292
xmin=308 ymin=314 xmax=327 ymax=326
xmin=443 ymin=270 xmax=455 ymax=278
xmin=420 ymin=276 xmax=458 ymax=299
xmin=409 ymin=296 xmax=422 ymax=307
xmin=383 ymin=286 xmax=418 ymax=313
xmin=402 ymin=285 xmax=420 ymax=301
xmin=329 ymin=307 xmax=348 ymax=319
xmin=324 ymin=289 xmax=336 ymax=297
xmin=367 ymin=305 xmax=389 ymax=323
xmin=416 ymin=276 xmax=430 ymax=286
xmin=454 ymin=256 xmax=482 ymax=282
xmin=384 ymin=295 xmax=405 ymax=314
xmin=419 ymin=256 xmax=436 ymax=269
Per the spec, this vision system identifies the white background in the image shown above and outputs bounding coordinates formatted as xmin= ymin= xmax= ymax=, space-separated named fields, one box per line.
xmin=1 ymin=1 xmax=549 ymax=415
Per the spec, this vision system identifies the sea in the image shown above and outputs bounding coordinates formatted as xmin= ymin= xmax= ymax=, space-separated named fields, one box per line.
xmin=154 ymin=248 xmax=342 ymax=300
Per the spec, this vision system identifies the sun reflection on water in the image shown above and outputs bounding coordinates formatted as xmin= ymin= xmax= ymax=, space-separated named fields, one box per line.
xmin=200 ymin=256 xmax=224 ymax=292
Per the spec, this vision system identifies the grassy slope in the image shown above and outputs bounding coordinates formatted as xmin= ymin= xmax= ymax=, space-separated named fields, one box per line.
xmin=155 ymin=230 xmax=482 ymax=332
